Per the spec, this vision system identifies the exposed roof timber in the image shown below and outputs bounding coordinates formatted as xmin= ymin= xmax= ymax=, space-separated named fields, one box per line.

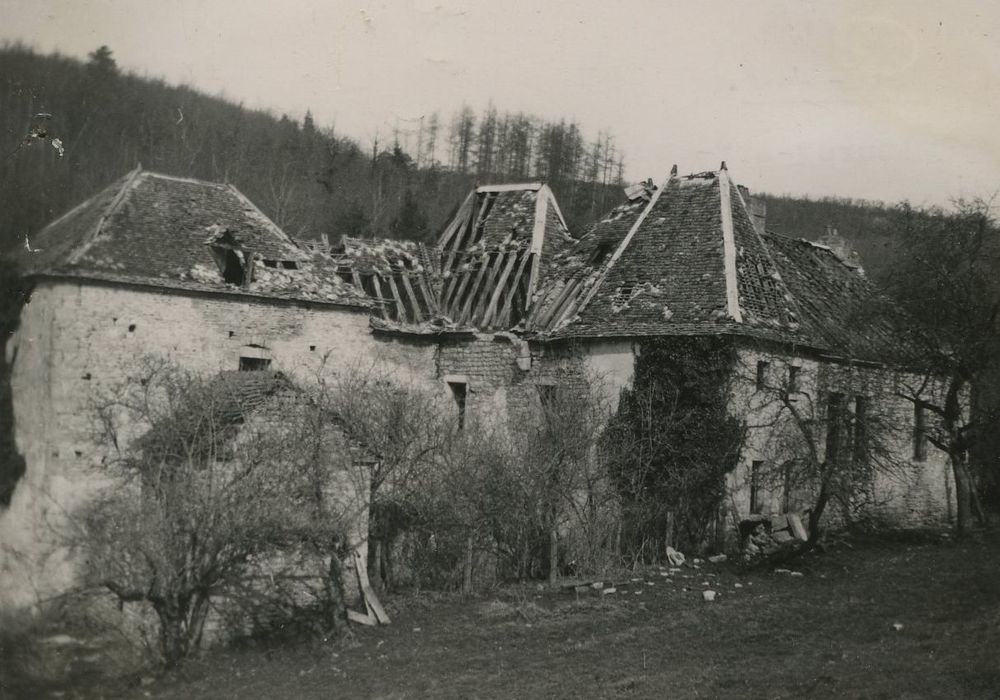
xmin=476 ymin=183 xmax=542 ymax=193
xmin=718 ymin=167 xmax=744 ymax=323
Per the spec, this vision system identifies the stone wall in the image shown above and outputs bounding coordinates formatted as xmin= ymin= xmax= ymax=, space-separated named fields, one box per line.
xmin=728 ymin=343 xmax=954 ymax=530
xmin=0 ymin=279 xmax=413 ymax=609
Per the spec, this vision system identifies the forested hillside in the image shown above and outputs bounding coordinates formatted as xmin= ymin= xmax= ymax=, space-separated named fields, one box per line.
xmin=760 ymin=193 xmax=899 ymax=276
xmin=1 ymin=44 xmax=628 ymax=250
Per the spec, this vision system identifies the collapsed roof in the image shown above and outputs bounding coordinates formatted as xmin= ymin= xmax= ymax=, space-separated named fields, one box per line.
xmin=16 ymin=168 xmax=369 ymax=308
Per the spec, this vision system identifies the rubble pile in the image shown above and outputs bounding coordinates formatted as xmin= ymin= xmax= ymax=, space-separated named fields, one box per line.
xmin=741 ymin=512 xmax=810 ymax=557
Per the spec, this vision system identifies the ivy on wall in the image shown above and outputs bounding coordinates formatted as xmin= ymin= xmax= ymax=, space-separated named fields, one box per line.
xmin=603 ymin=336 xmax=746 ymax=557
xmin=0 ymin=261 xmax=28 ymax=506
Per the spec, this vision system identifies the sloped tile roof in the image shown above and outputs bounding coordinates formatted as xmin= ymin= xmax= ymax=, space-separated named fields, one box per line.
xmin=16 ymin=169 xmax=369 ymax=308
xmin=532 ymin=166 xmax=905 ymax=363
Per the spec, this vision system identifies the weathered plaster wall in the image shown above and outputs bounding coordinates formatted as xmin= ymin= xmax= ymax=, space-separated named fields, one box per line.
xmin=728 ymin=345 xmax=954 ymax=529
xmin=0 ymin=280 xmax=426 ymax=608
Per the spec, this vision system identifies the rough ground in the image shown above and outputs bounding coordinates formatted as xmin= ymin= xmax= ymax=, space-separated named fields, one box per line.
xmin=4 ymin=532 xmax=1000 ymax=699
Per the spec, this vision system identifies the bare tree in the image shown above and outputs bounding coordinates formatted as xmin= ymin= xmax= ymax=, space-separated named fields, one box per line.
xmin=739 ymin=351 xmax=914 ymax=547
xmin=79 ymin=359 xmax=367 ymax=668
xmin=880 ymin=198 xmax=1000 ymax=531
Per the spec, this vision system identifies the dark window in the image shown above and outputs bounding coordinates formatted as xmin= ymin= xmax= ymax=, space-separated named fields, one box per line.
xmin=825 ymin=392 xmax=846 ymax=464
xmin=750 ymin=460 xmax=764 ymax=514
xmin=756 ymin=361 xmax=769 ymax=390
xmin=448 ymin=381 xmax=467 ymax=430
xmin=853 ymin=396 xmax=869 ymax=465
xmin=913 ymin=404 xmax=928 ymax=461
xmin=787 ymin=365 xmax=800 ymax=393
xmin=612 ymin=284 xmax=635 ymax=306
xmin=537 ymin=384 xmax=557 ymax=409
xmin=239 ymin=356 xmax=271 ymax=372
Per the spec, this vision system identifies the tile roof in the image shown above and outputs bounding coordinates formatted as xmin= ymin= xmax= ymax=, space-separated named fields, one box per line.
xmin=527 ymin=166 xmax=905 ymax=363
xmin=16 ymin=169 xmax=370 ymax=308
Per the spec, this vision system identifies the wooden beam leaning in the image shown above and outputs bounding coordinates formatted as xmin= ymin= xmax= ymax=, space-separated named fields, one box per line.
xmin=370 ymin=274 xmax=388 ymax=320
xmin=457 ymin=253 xmax=492 ymax=324
xmin=482 ymin=249 xmax=521 ymax=328
xmin=400 ymin=272 xmax=423 ymax=323
xmin=470 ymin=251 xmax=508 ymax=325
xmin=497 ymin=250 xmax=534 ymax=328
xmin=534 ymin=276 xmax=582 ymax=330
xmin=386 ymin=275 xmax=409 ymax=323
xmin=416 ymin=274 xmax=438 ymax=316
xmin=447 ymin=263 xmax=477 ymax=319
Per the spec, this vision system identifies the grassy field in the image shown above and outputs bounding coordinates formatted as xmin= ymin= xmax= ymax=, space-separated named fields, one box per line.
xmin=5 ymin=532 xmax=1000 ymax=699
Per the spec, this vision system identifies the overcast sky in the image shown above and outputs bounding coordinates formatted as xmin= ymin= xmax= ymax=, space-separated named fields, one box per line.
xmin=2 ymin=0 xmax=998 ymax=207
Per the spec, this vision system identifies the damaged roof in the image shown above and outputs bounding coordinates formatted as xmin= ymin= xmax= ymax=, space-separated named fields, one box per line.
xmin=525 ymin=165 xmax=903 ymax=362
xmin=16 ymin=168 xmax=370 ymax=308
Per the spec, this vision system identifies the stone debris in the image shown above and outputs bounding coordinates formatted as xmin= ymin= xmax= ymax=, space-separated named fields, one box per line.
xmin=774 ymin=568 xmax=791 ymax=574
xmin=892 ymin=623 xmax=904 ymax=631
xmin=666 ymin=546 xmax=686 ymax=566
xmin=790 ymin=571 xmax=804 ymax=577
xmin=734 ymin=583 xmax=744 ymax=588
xmin=601 ymin=587 xmax=617 ymax=595
xmin=708 ymin=554 xmax=727 ymax=564
xmin=591 ymin=581 xmax=605 ymax=590
xmin=703 ymin=590 xmax=717 ymax=602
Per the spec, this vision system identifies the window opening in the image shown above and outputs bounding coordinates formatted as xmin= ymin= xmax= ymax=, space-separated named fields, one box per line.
xmin=755 ymin=361 xmax=769 ymax=390
xmin=239 ymin=356 xmax=272 ymax=372
xmin=448 ymin=381 xmax=468 ymax=430
xmin=913 ymin=403 xmax=928 ymax=461
xmin=750 ymin=460 xmax=764 ymax=514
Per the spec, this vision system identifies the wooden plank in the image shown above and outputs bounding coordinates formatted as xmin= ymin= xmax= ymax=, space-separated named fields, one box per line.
xmin=386 ymin=275 xmax=408 ymax=323
xmin=416 ymin=274 xmax=439 ymax=315
xmin=370 ymin=274 xmax=388 ymax=319
xmin=446 ymin=267 xmax=475 ymax=319
xmin=400 ymin=273 xmax=424 ymax=323
xmin=353 ymin=550 xmax=390 ymax=624
xmin=347 ymin=609 xmax=376 ymax=626
xmin=482 ymin=250 xmax=520 ymax=328
xmin=457 ymin=254 xmax=492 ymax=324
xmin=497 ymin=250 xmax=534 ymax=328
xmin=534 ymin=277 xmax=581 ymax=329
xmin=470 ymin=252 xmax=507 ymax=324
xmin=438 ymin=191 xmax=474 ymax=250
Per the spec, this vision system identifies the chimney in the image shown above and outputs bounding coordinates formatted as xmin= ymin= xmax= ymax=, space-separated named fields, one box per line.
xmin=750 ymin=197 xmax=767 ymax=235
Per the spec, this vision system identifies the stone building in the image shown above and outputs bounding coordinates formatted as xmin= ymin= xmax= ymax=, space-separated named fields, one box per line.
xmin=2 ymin=164 xmax=955 ymax=609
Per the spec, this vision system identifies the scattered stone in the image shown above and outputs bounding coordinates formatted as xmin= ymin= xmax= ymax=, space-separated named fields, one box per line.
xmin=773 ymin=530 xmax=795 ymax=544
xmin=666 ymin=546 xmax=686 ymax=566
xmin=790 ymin=571 xmax=804 ymax=577
xmin=646 ymin=581 xmax=654 ymax=586
xmin=602 ymin=587 xmax=617 ymax=595
xmin=630 ymin=577 xmax=641 ymax=582
xmin=774 ymin=568 xmax=791 ymax=574
xmin=634 ymin=591 xmax=642 ymax=595
xmin=692 ymin=558 xmax=703 ymax=565
xmin=734 ymin=583 xmax=744 ymax=588
xmin=659 ymin=571 xmax=670 ymax=577
xmin=41 ymin=635 xmax=76 ymax=646
xmin=703 ymin=590 xmax=717 ymax=602
xmin=892 ymin=622 xmax=904 ymax=631
xmin=668 ymin=568 xmax=682 ymax=574
xmin=708 ymin=554 xmax=727 ymax=564
xmin=591 ymin=581 xmax=605 ymax=590
xmin=412 ymin=627 xmax=422 ymax=632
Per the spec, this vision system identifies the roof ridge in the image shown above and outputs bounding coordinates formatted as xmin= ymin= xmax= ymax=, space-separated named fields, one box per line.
xmin=718 ymin=168 xmax=743 ymax=323
xmin=66 ymin=166 xmax=143 ymax=265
